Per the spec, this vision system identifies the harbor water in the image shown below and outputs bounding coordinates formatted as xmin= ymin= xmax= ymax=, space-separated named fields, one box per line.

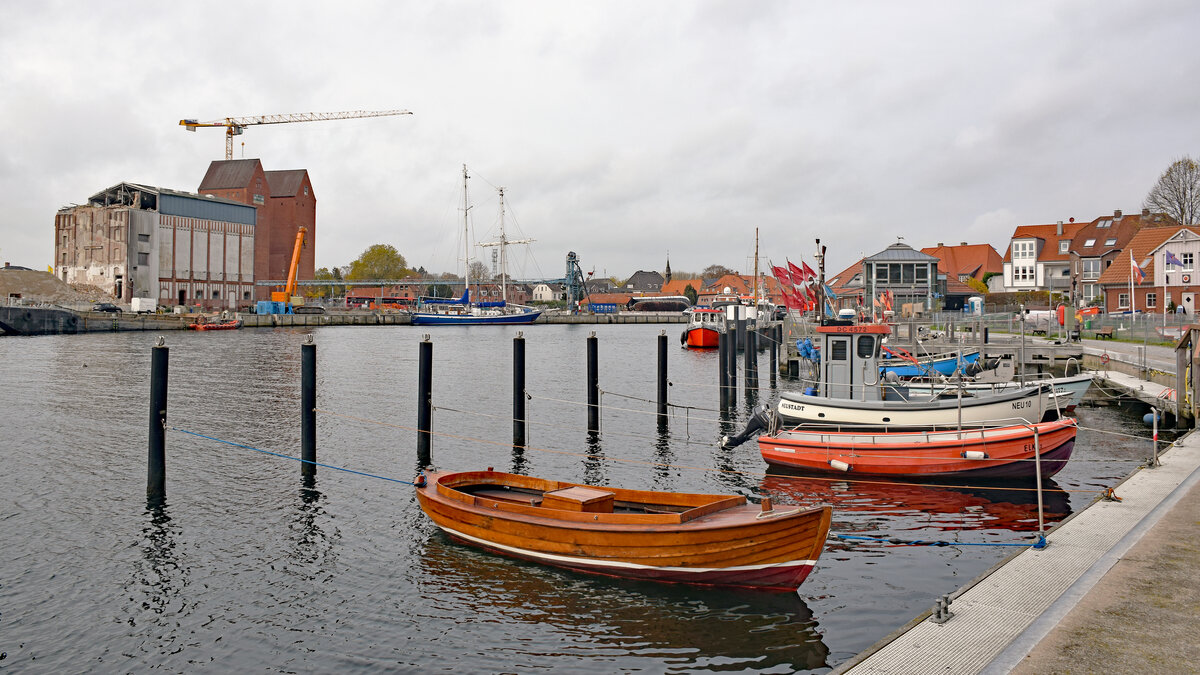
xmin=0 ymin=324 xmax=1165 ymax=673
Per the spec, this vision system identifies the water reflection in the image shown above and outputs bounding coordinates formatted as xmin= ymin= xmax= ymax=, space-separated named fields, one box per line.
xmin=583 ymin=431 xmax=606 ymax=485
xmin=286 ymin=481 xmax=337 ymax=578
xmin=761 ymin=473 xmax=1073 ymax=535
xmin=653 ymin=425 xmax=675 ymax=489
xmin=123 ymin=501 xmax=189 ymax=650
xmin=417 ymin=534 xmax=831 ymax=672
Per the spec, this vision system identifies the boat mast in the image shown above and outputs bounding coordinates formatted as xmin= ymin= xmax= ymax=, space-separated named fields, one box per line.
xmin=753 ymin=227 xmax=760 ymax=310
xmin=462 ymin=164 xmax=472 ymax=300
xmin=477 ymin=186 xmax=533 ymax=305
xmin=499 ymin=188 xmax=508 ymax=303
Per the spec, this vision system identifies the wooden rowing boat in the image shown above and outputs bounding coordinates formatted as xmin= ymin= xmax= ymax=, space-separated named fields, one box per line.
xmin=415 ymin=469 xmax=832 ymax=591
xmin=758 ymin=418 xmax=1077 ymax=478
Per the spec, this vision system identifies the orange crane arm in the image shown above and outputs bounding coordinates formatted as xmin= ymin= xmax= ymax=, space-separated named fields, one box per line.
xmin=271 ymin=227 xmax=307 ymax=303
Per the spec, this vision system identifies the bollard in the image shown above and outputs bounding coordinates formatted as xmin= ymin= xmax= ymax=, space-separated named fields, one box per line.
xmin=718 ymin=330 xmax=729 ymax=409
xmin=148 ymin=336 xmax=169 ymax=502
xmin=657 ymin=330 xmax=668 ymax=420
xmin=587 ymin=331 xmax=599 ymax=432
xmin=513 ymin=331 xmax=526 ymax=448
xmin=417 ymin=335 xmax=433 ymax=467
xmin=301 ymin=335 xmax=316 ymax=478
xmin=769 ymin=324 xmax=778 ymax=388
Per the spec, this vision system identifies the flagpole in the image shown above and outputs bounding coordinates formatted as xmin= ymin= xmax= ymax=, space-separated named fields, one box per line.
xmin=1129 ymin=249 xmax=1135 ymax=317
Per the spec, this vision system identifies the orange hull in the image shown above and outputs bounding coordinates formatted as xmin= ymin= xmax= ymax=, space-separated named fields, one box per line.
xmin=416 ymin=470 xmax=831 ymax=590
xmin=686 ymin=326 xmax=721 ymax=348
xmin=758 ymin=419 xmax=1077 ymax=478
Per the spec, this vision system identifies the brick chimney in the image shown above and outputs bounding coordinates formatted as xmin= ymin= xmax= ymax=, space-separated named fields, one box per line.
xmin=1114 ymin=209 xmax=1123 ymax=219
xmin=937 ymin=242 xmax=944 ymax=247
xmin=1142 ymin=208 xmax=1151 ymax=217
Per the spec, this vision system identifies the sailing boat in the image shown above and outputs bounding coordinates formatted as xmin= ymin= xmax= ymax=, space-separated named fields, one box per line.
xmin=410 ymin=165 xmax=543 ymax=326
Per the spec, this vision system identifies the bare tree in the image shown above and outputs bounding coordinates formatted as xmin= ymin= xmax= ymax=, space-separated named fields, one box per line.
xmin=1145 ymin=156 xmax=1200 ymax=225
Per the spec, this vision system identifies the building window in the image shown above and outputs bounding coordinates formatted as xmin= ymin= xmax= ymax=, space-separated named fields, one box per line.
xmin=1084 ymin=239 xmax=1096 ymax=247
xmin=1097 ymin=219 xmax=1111 ymax=228
xmin=1082 ymin=259 xmax=1102 ymax=279
xmin=1105 ymin=238 xmax=1116 ymax=246
xmin=1059 ymin=240 xmax=1069 ymax=253
xmin=1119 ymin=292 xmax=1130 ymax=308
xmin=138 ymin=234 xmax=150 ymax=243
xmin=1012 ymin=241 xmax=1035 ymax=259
xmin=243 ymin=291 xmax=250 ymax=300
xmin=1147 ymin=292 xmax=1157 ymax=308
xmin=137 ymin=252 xmax=149 ymax=265
xmin=1184 ymin=253 xmax=1194 ymax=271
xmin=1084 ymin=283 xmax=1099 ymax=301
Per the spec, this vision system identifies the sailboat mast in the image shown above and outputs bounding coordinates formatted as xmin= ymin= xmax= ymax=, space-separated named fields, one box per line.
xmin=462 ymin=164 xmax=471 ymax=299
xmin=498 ymin=187 xmax=508 ymax=303
xmin=753 ymin=227 xmax=760 ymax=306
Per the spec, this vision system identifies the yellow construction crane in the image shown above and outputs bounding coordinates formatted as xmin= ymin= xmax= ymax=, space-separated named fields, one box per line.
xmin=179 ymin=109 xmax=412 ymax=159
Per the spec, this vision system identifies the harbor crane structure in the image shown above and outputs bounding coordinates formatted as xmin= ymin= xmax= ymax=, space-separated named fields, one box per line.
xmin=180 ymin=109 xmax=412 ymax=159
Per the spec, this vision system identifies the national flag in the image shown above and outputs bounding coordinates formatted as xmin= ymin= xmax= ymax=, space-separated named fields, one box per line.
xmin=1166 ymin=250 xmax=1183 ymax=267
xmin=1131 ymin=250 xmax=1145 ymax=284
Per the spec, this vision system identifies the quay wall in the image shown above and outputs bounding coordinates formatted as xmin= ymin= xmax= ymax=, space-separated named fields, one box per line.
xmin=0 ymin=306 xmax=686 ymax=335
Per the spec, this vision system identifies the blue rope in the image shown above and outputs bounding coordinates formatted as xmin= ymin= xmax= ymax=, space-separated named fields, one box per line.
xmin=170 ymin=427 xmax=417 ymax=486
xmin=835 ymin=533 xmax=1048 ymax=549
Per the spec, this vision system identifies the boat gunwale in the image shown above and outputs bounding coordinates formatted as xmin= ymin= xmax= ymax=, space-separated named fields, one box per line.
xmin=426 ymin=470 xmax=830 ymax=529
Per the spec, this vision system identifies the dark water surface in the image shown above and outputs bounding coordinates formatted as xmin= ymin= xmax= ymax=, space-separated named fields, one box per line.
xmin=0 ymin=324 xmax=1164 ymax=673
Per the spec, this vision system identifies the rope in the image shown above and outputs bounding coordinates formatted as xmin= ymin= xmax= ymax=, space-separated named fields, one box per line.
xmin=834 ymin=533 xmax=1048 ymax=549
xmin=169 ymin=426 xmax=417 ymax=486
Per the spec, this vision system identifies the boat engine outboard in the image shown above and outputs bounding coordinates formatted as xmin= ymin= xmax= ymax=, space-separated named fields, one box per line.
xmin=720 ymin=405 xmax=773 ymax=449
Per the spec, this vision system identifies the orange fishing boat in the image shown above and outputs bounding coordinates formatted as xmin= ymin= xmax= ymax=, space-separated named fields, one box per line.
xmin=757 ymin=418 xmax=1077 ymax=479
xmin=415 ymin=469 xmax=832 ymax=591
xmin=681 ymin=307 xmax=724 ymax=348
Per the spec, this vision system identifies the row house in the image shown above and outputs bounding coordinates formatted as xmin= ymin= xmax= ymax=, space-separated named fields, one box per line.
xmin=1097 ymin=226 xmax=1200 ymax=314
xmin=1000 ymin=209 xmax=1175 ymax=303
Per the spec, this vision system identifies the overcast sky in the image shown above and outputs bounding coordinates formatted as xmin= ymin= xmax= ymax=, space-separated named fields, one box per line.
xmin=3 ymin=1 xmax=1198 ymax=281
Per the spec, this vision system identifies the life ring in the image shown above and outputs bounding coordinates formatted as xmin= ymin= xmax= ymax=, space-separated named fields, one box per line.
xmin=1101 ymin=353 xmax=1110 ymax=365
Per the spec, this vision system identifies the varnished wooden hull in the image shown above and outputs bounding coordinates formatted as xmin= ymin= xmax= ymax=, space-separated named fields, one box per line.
xmin=416 ymin=470 xmax=832 ymax=591
xmin=759 ymin=418 xmax=1078 ymax=478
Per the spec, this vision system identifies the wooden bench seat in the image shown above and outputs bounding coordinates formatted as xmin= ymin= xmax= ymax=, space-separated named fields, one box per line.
xmin=472 ymin=488 xmax=543 ymax=506
xmin=1095 ymin=327 xmax=1114 ymax=339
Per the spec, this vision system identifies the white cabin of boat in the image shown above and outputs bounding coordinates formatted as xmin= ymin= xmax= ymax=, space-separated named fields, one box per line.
xmin=807 ymin=321 xmax=892 ymax=401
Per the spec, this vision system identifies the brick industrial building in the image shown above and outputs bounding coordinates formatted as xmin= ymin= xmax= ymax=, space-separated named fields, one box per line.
xmin=53 ymin=159 xmax=315 ymax=310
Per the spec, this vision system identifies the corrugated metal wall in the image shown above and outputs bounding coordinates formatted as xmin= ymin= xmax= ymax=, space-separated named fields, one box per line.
xmin=160 ymin=193 xmax=256 ymax=226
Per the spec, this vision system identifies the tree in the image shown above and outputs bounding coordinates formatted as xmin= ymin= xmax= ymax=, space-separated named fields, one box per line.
xmin=346 ymin=244 xmax=409 ymax=281
xmin=702 ymin=264 xmax=737 ymax=278
xmin=314 ymin=266 xmax=346 ymax=298
xmin=467 ymin=261 xmax=492 ymax=283
xmin=683 ymin=283 xmax=698 ymax=305
xmin=1145 ymin=156 xmax=1200 ymax=226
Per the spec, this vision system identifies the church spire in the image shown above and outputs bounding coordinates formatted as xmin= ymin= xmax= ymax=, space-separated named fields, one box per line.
xmin=664 ymin=255 xmax=672 ymax=284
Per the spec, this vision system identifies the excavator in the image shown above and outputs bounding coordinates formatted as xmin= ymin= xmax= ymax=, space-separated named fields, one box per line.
xmin=258 ymin=226 xmax=322 ymax=314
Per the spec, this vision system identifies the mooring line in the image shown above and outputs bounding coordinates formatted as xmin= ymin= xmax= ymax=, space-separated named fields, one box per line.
xmin=833 ymin=533 xmax=1047 ymax=549
xmin=170 ymin=427 xmax=416 ymax=486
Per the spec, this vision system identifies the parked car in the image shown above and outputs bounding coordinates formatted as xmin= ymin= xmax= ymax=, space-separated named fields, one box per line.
xmin=92 ymin=302 xmax=121 ymax=313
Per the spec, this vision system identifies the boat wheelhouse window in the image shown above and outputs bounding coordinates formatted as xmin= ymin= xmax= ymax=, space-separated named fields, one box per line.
xmin=857 ymin=335 xmax=875 ymax=358
xmin=831 ymin=339 xmax=848 ymax=361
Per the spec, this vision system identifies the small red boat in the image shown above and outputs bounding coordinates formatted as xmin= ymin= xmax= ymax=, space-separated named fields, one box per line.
xmin=416 ymin=469 xmax=832 ymax=591
xmin=758 ymin=418 xmax=1077 ymax=478
xmin=187 ymin=318 xmax=243 ymax=331
xmin=682 ymin=307 xmax=724 ymax=348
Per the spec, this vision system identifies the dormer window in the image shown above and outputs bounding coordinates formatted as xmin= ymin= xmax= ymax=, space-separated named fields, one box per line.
xmin=1059 ymin=241 xmax=1069 ymax=253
